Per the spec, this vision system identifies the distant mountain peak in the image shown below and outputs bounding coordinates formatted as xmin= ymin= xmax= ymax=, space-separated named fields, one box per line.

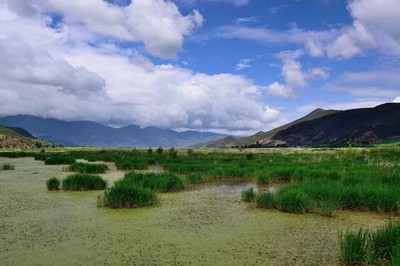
xmin=0 ymin=115 xmax=226 ymax=147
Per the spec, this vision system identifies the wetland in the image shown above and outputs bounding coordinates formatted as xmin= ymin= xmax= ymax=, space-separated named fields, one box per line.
xmin=1 ymin=148 xmax=399 ymax=265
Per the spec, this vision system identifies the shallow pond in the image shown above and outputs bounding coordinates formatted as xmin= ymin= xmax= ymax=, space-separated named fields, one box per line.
xmin=0 ymin=157 xmax=397 ymax=265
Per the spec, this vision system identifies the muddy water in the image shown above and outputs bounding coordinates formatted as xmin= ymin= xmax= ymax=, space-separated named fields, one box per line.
xmin=0 ymin=158 xmax=397 ymax=265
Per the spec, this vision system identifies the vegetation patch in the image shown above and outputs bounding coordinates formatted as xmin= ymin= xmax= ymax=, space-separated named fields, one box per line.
xmin=123 ymin=172 xmax=184 ymax=192
xmin=1 ymin=163 xmax=15 ymax=170
xmin=44 ymin=155 xmax=75 ymax=165
xmin=46 ymin=177 xmax=60 ymax=191
xmin=62 ymin=174 xmax=107 ymax=191
xmin=255 ymin=192 xmax=275 ymax=209
xmin=186 ymin=173 xmax=205 ymax=184
xmin=68 ymin=162 xmax=108 ymax=174
xmin=340 ymin=221 xmax=400 ymax=265
xmin=241 ymin=187 xmax=256 ymax=202
xmin=98 ymin=182 xmax=157 ymax=208
xmin=276 ymin=188 xmax=314 ymax=214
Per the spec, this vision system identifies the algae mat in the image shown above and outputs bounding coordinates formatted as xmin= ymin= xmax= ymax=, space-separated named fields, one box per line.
xmin=0 ymin=157 xmax=396 ymax=265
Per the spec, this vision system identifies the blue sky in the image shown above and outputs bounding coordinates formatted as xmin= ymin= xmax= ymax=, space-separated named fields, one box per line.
xmin=0 ymin=0 xmax=399 ymax=135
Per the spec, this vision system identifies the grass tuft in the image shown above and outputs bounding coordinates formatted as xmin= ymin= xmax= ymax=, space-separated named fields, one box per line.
xmin=276 ymin=188 xmax=314 ymax=214
xmin=255 ymin=192 xmax=275 ymax=209
xmin=98 ymin=182 xmax=157 ymax=208
xmin=123 ymin=172 xmax=184 ymax=192
xmin=241 ymin=187 xmax=256 ymax=202
xmin=62 ymin=174 xmax=107 ymax=191
xmin=340 ymin=221 xmax=400 ymax=265
xmin=44 ymin=155 xmax=75 ymax=165
xmin=340 ymin=229 xmax=370 ymax=266
xmin=46 ymin=177 xmax=60 ymax=191
xmin=68 ymin=162 xmax=108 ymax=174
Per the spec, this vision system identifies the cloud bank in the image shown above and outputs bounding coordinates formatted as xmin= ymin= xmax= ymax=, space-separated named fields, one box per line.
xmin=0 ymin=0 xmax=281 ymax=135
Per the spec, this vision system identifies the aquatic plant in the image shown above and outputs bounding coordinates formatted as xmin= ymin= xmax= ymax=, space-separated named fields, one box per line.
xmin=255 ymin=172 xmax=270 ymax=185
xmin=98 ymin=181 xmax=157 ymax=208
xmin=370 ymin=221 xmax=400 ymax=263
xmin=241 ymin=187 xmax=256 ymax=202
xmin=276 ymin=188 xmax=314 ymax=214
xmin=115 ymin=156 xmax=148 ymax=170
xmin=255 ymin=192 xmax=275 ymax=209
xmin=123 ymin=172 xmax=184 ymax=192
xmin=186 ymin=173 xmax=204 ymax=184
xmin=340 ymin=229 xmax=370 ymax=265
xmin=46 ymin=177 xmax=60 ymax=191
xmin=62 ymin=174 xmax=107 ymax=191
xmin=340 ymin=221 xmax=400 ymax=265
xmin=68 ymin=162 xmax=108 ymax=174
xmin=44 ymin=155 xmax=75 ymax=165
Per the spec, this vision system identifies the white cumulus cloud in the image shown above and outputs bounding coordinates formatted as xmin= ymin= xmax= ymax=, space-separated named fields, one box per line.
xmin=3 ymin=0 xmax=203 ymax=59
xmin=0 ymin=1 xmax=283 ymax=135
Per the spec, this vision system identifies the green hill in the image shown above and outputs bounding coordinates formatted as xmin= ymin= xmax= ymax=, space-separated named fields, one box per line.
xmin=197 ymin=108 xmax=338 ymax=148
xmin=0 ymin=125 xmax=50 ymax=148
xmin=273 ymin=103 xmax=400 ymax=147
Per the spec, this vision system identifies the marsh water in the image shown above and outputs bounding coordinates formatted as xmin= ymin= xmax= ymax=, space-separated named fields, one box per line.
xmin=0 ymin=157 xmax=396 ymax=265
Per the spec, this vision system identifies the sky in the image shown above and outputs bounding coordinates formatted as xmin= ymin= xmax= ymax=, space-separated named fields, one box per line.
xmin=0 ymin=0 xmax=399 ymax=136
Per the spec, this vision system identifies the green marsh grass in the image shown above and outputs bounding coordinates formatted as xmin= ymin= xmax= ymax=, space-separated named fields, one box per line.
xmin=44 ymin=155 xmax=75 ymax=165
xmin=241 ymin=187 xmax=256 ymax=202
xmin=370 ymin=221 xmax=400 ymax=263
xmin=340 ymin=221 xmax=400 ymax=265
xmin=98 ymin=182 xmax=157 ymax=208
xmin=46 ymin=177 xmax=60 ymax=191
xmin=3 ymin=147 xmax=400 ymax=215
xmin=62 ymin=174 xmax=107 ymax=191
xmin=340 ymin=229 xmax=371 ymax=265
xmin=115 ymin=156 xmax=148 ymax=170
xmin=68 ymin=162 xmax=108 ymax=174
xmin=186 ymin=173 xmax=205 ymax=184
xmin=276 ymin=187 xmax=314 ymax=214
xmin=255 ymin=192 xmax=275 ymax=209
xmin=123 ymin=172 xmax=184 ymax=192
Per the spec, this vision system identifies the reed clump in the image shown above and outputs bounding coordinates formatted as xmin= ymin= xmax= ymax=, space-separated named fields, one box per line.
xmin=241 ymin=187 xmax=256 ymax=202
xmin=68 ymin=162 xmax=108 ymax=174
xmin=46 ymin=177 xmax=60 ymax=191
xmin=62 ymin=174 xmax=107 ymax=191
xmin=340 ymin=221 xmax=400 ymax=265
xmin=98 ymin=181 xmax=157 ymax=208
xmin=123 ymin=172 xmax=184 ymax=192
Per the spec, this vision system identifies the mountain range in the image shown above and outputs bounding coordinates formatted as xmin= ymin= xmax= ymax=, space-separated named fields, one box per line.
xmin=0 ymin=115 xmax=225 ymax=147
xmin=1 ymin=103 xmax=399 ymax=148
xmin=197 ymin=103 xmax=400 ymax=148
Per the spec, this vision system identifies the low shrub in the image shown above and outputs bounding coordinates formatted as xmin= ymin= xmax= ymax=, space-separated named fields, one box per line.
xmin=46 ymin=177 xmax=60 ymax=191
xmin=98 ymin=182 xmax=157 ymax=208
xmin=241 ymin=187 xmax=256 ymax=202
xmin=255 ymin=192 xmax=275 ymax=209
xmin=68 ymin=162 xmax=108 ymax=174
xmin=62 ymin=174 xmax=107 ymax=191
